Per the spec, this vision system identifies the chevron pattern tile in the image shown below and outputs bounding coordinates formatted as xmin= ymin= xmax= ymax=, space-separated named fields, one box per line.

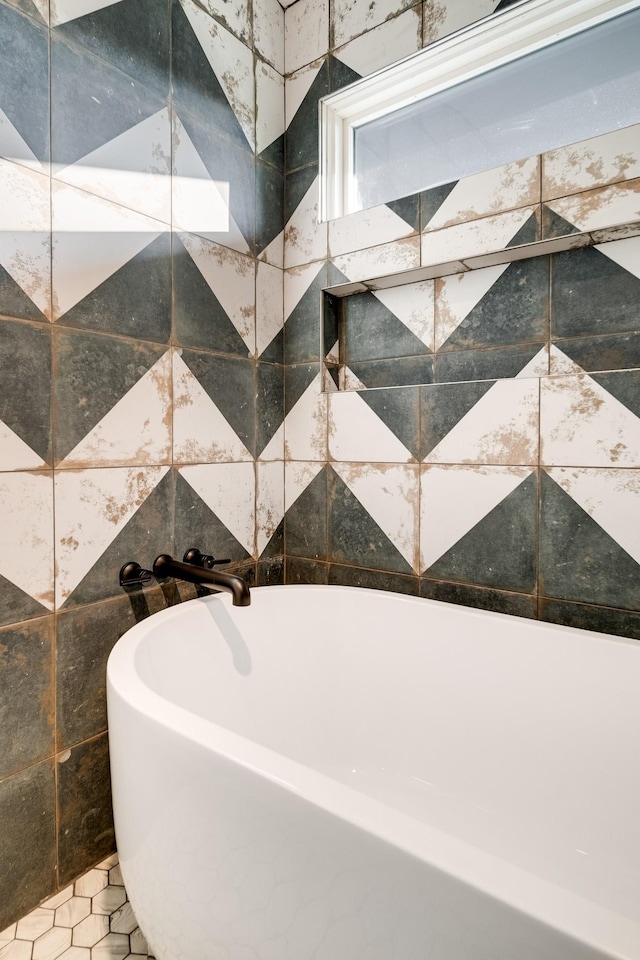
xmin=3 ymin=0 xmax=640 ymax=933
xmin=281 ymin=0 xmax=640 ymax=632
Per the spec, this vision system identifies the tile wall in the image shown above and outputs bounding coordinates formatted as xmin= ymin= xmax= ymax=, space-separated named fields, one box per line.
xmin=2 ymin=0 xmax=640 ymax=935
xmin=280 ymin=0 xmax=640 ymax=636
xmin=0 ymin=0 xmax=286 ymax=928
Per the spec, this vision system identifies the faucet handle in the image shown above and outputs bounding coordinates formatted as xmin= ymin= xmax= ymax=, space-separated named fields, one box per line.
xmin=119 ymin=561 xmax=155 ymax=588
xmin=183 ymin=547 xmax=231 ymax=570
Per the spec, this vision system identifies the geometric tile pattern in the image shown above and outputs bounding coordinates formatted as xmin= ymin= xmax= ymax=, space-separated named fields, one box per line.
xmin=0 ymin=855 xmax=154 ymax=960
xmin=0 ymin=0 xmax=287 ymax=931
xmin=281 ymin=0 xmax=640 ymax=645
xmin=2 ymin=0 xmax=640 ymax=934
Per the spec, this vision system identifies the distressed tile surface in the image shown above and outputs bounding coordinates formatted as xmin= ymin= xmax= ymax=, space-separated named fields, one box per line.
xmin=332 ymin=0 xmax=416 ymax=47
xmin=542 ymin=124 xmax=640 ymax=201
xmin=0 ymin=618 xmax=54 ymax=778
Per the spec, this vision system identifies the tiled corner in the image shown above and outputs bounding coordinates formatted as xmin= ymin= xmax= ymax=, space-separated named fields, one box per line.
xmin=0 ymin=853 xmax=155 ymax=960
xmin=285 ymin=59 xmax=328 ymax=174
xmin=256 ymin=260 xmax=284 ymax=362
xmin=188 ymin=0 xmax=251 ymax=46
xmin=285 ymin=0 xmax=329 ymax=74
xmin=284 ymin=168 xmax=327 ymax=269
xmin=256 ymin=60 xmax=284 ymax=168
xmin=256 ymin=460 xmax=285 ymax=558
xmin=283 ymin=363 xmax=327 ymax=461
xmin=172 ymin=0 xmax=255 ymax=153
xmin=253 ymin=0 xmax=284 ymax=75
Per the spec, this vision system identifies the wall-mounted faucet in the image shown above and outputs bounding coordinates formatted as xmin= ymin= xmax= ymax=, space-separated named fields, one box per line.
xmin=119 ymin=548 xmax=251 ymax=606
xmin=154 ymin=551 xmax=251 ymax=606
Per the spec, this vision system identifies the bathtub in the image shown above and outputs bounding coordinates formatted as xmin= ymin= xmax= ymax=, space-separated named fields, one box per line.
xmin=107 ymin=585 xmax=640 ymax=960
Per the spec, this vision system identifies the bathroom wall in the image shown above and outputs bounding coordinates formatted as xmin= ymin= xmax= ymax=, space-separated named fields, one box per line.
xmin=280 ymin=0 xmax=640 ymax=635
xmin=0 ymin=0 xmax=286 ymax=927
xmin=2 ymin=0 xmax=639 ymax=934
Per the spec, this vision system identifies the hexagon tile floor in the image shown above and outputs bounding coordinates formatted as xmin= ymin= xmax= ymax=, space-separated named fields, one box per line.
xmin=0 ymin=854 xmax=155 ymax=960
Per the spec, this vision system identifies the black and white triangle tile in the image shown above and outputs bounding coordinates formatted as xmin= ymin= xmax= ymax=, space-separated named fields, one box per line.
xmin=172 ymin=351 xmax=254 ymax=464
xmin=285 ymin=460 xmax=327 ymax=560
xmin=328 ymin=462 xmax=420 ymax=575
xmin=434 ymin=256 xmax=549 ymax=354
xmin=284 ymin=363 xmax=327 ymax=462
xmin=540 ymin=468 xmax=640 ymax=612
xmin=284 ymin=58 xmax=328 ymax=174
xmin=541 ymin=350 xmax=640 ymax=467
xmin=172 ymin=232 xmax=255 ymax=357
xmin=53 ymin=333 xmax=172 ymax=468
xmin=173 ymin=0 xmax=255 ymax=152
xmin=172 ymin=112 xmax=252 ymax=254
xmin=54 ymin=465 xmax=174 ymax=609
xmin=0 ymin=471 xmax=54 ymax=621
xmin=283 ymin=169 xmax=327 ymax=269
xmin=177 ymin=463 xmax=257 ymax=561
xmin=256 ymin=260 xmax=284 ymax=363
xmin=420 ymin=464 xmax=538 ymax=592
xmin=51 ymin=181 xmax=170 ymax=325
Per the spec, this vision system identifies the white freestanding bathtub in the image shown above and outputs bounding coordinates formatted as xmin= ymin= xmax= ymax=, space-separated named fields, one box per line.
xmin=107 ymin=585 xmax=640 ymax=960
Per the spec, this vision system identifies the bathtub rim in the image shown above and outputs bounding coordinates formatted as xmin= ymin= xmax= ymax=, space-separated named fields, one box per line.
xmin=107 ymin=584 xmax=640 ymax=960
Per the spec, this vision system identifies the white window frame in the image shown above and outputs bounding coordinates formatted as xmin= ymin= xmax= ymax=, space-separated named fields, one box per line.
xmin=319 ymin=0 xmax=640 ymax=222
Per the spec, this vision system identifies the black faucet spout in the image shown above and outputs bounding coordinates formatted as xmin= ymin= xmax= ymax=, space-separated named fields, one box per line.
xmin=153 ymin=554 xmax=251 ymax=606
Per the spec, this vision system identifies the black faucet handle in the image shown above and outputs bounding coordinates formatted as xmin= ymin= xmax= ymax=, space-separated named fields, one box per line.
xmin=119 ymin=561 xmax=155 ymax=588
xmin=183 ymin=547 xmax=231 ymax=570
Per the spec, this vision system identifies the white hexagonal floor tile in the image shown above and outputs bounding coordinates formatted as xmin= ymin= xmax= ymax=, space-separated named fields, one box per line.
xmin=3 ymin=857 xmax=155 ymax=960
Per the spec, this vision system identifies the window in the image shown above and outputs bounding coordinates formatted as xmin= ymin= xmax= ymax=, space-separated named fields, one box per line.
xmin=319 ymin=0 xmax=640 ymax=221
